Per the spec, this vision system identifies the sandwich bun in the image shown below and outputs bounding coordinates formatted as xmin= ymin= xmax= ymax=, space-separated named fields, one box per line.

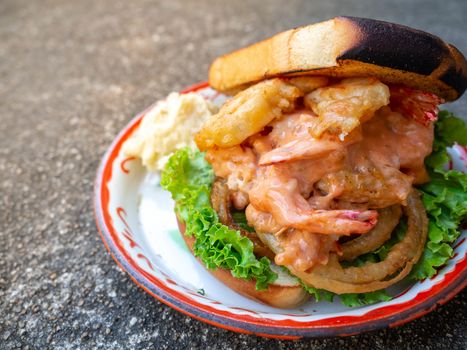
xmin=209 ymin=16 xmax=467 ymax=101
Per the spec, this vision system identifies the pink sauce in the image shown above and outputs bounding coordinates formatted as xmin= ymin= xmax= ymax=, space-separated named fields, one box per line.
xmin=206 ymin=93 xmax=435 ymax=271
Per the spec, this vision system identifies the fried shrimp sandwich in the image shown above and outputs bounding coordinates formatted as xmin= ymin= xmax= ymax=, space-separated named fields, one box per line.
xmin=161 ymin=17 xmax=467 ymax=308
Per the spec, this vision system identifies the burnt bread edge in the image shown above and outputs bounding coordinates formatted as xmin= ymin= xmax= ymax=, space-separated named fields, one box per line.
xmin=337 ymin=16 xmax=466 ymax=98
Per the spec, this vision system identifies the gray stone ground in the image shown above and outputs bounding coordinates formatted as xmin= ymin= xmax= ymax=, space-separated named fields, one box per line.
xmin=1 ymin=0 xmax=466 ymax=349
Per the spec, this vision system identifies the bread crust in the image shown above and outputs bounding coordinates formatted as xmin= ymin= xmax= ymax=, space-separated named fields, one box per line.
xmin=177 ymin=219 xmax=309 ymax=309
xmin=209 ymin=17 xmax=467 ymax=101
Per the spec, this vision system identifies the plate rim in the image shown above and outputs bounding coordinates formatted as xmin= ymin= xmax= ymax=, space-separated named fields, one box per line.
xmin=93 ymin=82 xmax=467 ymax=339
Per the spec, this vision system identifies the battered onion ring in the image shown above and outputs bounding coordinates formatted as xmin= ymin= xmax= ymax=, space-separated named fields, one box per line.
xmin=293 ymin=259 xmax=415 ymax=293
xmin=258 ymin=190 xmax=428 ymax=294
xmin=195 ymin=79 xmax=302 ymax=150
xmin=340 ymin=205 xmax=402 ymax=261
xmin=211 ymin=178 xmax=275 ymax=260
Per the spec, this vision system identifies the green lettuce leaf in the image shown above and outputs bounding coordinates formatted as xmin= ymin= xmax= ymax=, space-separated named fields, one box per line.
xmin=299 ymin=281 xmax=391 ymax=307
xmin=425 ymin=111 xmax=467 ymax=172
xmin=299 ymin=282 xmax=335 ymax=303
xmin=161 ymin=148 xmax=277 ymax=290
xmin=410 ymin=112 xmax=467 ymax=279
xmin=433 ymin=110 xmax=467 ymax=146
xmin=338 ymin=290 xmax=392 ymax=307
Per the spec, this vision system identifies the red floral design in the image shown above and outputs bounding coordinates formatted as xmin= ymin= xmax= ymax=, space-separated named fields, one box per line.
xmin=120 ymin=156 xmax=136 ymax=174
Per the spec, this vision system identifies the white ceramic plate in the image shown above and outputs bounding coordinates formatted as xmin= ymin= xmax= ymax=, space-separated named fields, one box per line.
xmin=94 ymin=82 xmax=467 ymax=338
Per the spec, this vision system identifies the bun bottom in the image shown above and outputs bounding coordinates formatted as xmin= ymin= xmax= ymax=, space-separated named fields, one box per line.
xmin=177 ymin=218 xmax=309 ymax=308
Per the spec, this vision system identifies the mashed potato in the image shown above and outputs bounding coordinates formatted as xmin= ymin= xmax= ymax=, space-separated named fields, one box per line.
xmin=123 ymin=92 xmax=217 ymax=171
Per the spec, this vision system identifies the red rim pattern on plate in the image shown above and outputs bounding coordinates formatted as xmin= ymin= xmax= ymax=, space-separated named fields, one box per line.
xmin=94 ymin=82 xmax=467 ymax=339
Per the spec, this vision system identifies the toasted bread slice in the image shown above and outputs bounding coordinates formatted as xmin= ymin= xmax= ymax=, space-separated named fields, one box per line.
xmin=209 ymin=17 xmax=467 ymax=101
xmin=177 ymin=220 xmax=309 ymax=308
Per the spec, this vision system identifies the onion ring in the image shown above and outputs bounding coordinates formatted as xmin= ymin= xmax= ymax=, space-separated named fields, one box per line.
xmin=293 ymin=257 xmax=415 ymax=293
xmin=211 ymin=178 xmax=275 ymax=260
xmin=340 ymin=205 xmax=402 ymax=261
xmin=195 ymin=79 xmax=302 ymax=150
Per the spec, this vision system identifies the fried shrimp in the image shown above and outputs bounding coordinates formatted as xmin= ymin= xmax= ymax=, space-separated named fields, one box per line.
xmin=304 ymin=78 xmax=390 ymax=139
xmin=195 ymin=78 xmax=302 ymax=150
xmin=249 ymin=166 xmax=378 ymax=235
xmin=287 ymin=76 xmax=329 ymax=93
xmin=259 ymin=138 xmax=344 ymax=165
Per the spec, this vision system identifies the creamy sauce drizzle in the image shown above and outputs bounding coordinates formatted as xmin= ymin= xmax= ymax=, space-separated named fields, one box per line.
xmin=205 ymin=82 xmax=435 ymax=272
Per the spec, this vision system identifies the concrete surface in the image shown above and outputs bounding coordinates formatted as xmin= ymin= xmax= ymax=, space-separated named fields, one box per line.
xmin=1 ymin=0 xmax=466 ymax=349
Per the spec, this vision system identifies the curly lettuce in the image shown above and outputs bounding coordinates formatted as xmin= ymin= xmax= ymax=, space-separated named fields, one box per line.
xmin=298 ymin=272 xmax=391 ymax=307
xmin=410 ymin=111 xmax=467 ymax=279
xmin=161 ymin=148 xmax=277 ymax=290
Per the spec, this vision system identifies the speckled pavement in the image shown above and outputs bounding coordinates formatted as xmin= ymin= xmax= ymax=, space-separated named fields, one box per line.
xmin=1 ymin=0 xmax=466 ymax=348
